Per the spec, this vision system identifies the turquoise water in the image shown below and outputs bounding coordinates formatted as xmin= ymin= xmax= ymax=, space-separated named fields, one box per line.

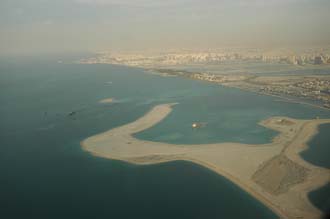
xmin=0 ymin=58 xmax=329 ymax=218
xmin=135 ymin=80 xmax=330 ymax=145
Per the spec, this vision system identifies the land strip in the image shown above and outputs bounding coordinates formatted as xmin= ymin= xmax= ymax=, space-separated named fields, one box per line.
xmin=82 ymin=103 xmax=330 ymax=219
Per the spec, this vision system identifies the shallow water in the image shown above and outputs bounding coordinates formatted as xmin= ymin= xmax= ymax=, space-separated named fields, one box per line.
xmin=135 ymin=78 xmax=330 ymax=145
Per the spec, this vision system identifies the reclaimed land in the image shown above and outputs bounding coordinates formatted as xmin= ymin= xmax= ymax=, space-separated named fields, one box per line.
xmin=81 ymin=103 xmax=330 ymax=219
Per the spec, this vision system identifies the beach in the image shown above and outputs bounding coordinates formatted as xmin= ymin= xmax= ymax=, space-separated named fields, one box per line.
xmin=81 ymin=103 xmax=330 ymax=219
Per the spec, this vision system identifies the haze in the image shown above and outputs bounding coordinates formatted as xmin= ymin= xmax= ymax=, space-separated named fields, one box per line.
xmin=1 ymin=0 xmax=330 ymax=55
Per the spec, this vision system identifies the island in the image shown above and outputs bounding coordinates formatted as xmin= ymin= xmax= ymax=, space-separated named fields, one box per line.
xmin=99 ymin=98 xmax=114 ymax=104
xmin=81 ymin=103 xmax=330 ymax=219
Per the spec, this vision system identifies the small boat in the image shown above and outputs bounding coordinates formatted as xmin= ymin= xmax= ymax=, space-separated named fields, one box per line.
xmin=192 ymin=122 xmax=205 ymax=128
xmin=68 ymin=111 xmax=76 ymax=116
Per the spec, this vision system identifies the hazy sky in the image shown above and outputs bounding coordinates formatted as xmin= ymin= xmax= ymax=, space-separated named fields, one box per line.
xmin=1 ymin=0 xmax=330 ymax=55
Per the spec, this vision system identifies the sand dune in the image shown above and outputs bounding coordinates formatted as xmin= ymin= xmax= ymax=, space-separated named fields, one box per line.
xmin=81 ymin=103 xmax=330 ymax=219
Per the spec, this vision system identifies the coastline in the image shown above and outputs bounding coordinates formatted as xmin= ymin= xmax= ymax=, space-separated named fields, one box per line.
xmin=142 ymin=68 xmax=330 ymax=111
xmin=224 ymin=84 xmax=330 ymax=111
xmin=81 ymin=103 xmax=330 ymax=219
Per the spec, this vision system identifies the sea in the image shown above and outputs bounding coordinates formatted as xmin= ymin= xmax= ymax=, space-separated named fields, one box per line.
xmin=0 ymin=56 xmax=329 ymax=219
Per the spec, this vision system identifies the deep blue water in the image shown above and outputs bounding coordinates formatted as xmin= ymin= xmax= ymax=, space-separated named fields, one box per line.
xmin=0 ymin=58 xmax=329 ymax=219
xmin=302 ymin=124 xmax=330 ymax=213
xmin=302 ymin=123 xmax=330 ymax=169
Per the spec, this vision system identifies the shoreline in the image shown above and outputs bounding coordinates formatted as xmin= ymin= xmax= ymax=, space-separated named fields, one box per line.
xmin=142 ymin=67 xmax=330 ymax=111
xmin=81 ymin=103 xmax=330 ymax=219
xmin=225 ymin=84 xmax=330 ymax=111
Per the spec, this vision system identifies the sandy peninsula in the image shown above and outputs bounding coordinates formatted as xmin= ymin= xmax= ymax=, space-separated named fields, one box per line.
xmin=99 ymin=98 xmax=114 ymax=104
xmin=81 ymin=103 xmax=330 ymax=219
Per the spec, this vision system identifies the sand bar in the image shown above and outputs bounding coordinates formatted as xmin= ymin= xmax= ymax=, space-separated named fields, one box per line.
xmin=99 ymin=98 xmax=114 ymax=104
xmin=81 ymin=103 xmax=330 ymax=219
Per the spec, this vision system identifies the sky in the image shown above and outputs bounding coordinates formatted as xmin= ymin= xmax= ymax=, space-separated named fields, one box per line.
xmin=1 ymin=0 xmax=330 ymax=55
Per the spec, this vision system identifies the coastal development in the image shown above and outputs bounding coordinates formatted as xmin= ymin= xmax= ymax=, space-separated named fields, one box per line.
xmin=151 ymin=69 xmax=330 ymax=109
xmin=79 ymin=49 xmax=330 ymax=109
xmin=79 ymin=48 xmax=330 ymax=218
xmin=79 ymin=48 xmax=330 ymax=66
xmin=4 ymin=0 xmax=330 ymax=218
xmin=82 ymin=103 xmax=330 ymax=219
